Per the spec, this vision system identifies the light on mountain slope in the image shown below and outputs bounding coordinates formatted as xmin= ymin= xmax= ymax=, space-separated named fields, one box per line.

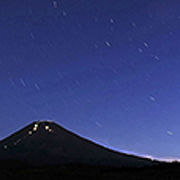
xmin=28 ymin=131 xmax=32 ymax=135
xmin=45 ymin=126 xmax=50 ymax=130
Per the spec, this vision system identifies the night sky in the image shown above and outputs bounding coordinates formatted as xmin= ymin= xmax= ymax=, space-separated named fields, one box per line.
xmin=1 ymin=0 xmax=180 ymax=161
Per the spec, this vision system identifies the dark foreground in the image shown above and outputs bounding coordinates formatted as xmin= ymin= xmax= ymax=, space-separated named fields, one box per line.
xmin=1 ymin=161 xmax=180 ymax=180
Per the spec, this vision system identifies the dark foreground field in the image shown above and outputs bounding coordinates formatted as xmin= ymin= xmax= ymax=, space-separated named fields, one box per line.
xmin=1 ymin=161 xmax=180 ymax=180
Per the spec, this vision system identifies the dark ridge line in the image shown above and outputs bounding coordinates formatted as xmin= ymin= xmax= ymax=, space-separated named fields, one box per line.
xmin=0 ymin=120 xmax=159 ymax=164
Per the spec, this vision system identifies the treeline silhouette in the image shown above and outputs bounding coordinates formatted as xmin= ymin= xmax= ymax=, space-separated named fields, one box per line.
xmin=1 ymin=160 xmax=180 ymax=180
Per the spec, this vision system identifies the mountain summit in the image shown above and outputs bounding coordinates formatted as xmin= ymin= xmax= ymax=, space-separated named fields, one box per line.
xmin=0 ymin=121 xmax=156 ymax=167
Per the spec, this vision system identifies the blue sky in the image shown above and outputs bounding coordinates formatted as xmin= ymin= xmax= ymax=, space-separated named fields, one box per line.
xmin=1 ymin=0 xmax=180 ymax=160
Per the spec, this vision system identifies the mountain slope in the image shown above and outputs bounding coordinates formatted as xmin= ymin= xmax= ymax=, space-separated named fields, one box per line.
xmin=0 ymin=121 xmax=157 ymax=167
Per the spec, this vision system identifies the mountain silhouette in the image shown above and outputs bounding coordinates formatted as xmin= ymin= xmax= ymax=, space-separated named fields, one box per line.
xmin=0 ymin=121 xmax=156 ymax=167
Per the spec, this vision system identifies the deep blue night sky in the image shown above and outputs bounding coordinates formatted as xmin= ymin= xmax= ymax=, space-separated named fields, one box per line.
xmin=1 ymin=0 xmax=180 ymax=161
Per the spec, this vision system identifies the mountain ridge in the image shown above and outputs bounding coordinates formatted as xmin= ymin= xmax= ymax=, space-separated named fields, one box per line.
xmin=0 ymin=120 xmax=158 ymax=167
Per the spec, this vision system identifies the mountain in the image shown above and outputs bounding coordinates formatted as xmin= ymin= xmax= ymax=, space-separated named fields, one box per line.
xmin=0 ymin=121 xmax=157 ymax=167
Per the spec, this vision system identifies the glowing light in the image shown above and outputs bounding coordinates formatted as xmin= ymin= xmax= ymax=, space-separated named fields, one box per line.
xmin=45 ymin=126 xmax=50 ymax=130
xmin=3 ymin=145 xmax=7 ymax=149
xmin=49 ymin=129 xmax=52 ymax=132
xmin=28 ymin=131 xmax=32 ymax=135
xmin=32 ymin=124 xmax=39 ymax=131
